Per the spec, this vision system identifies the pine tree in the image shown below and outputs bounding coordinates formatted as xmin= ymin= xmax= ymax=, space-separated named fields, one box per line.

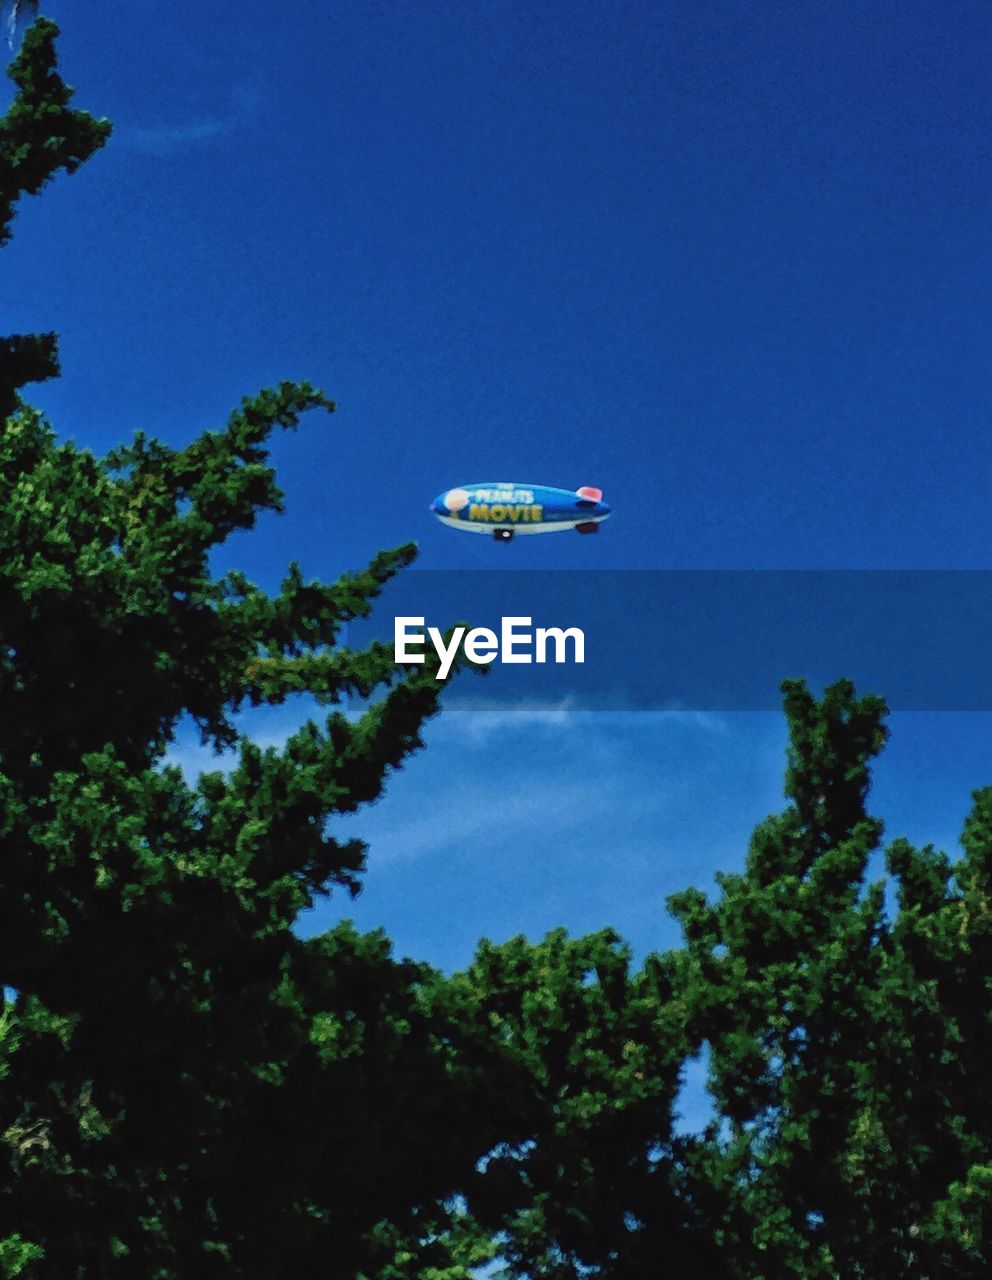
xmin=460 ymin=682 xmax=992 ymax=1280
xmin=663 ymin=681 xmax=992 ymax=1279
xmin=0 ymin=22 xmax=484 ymax=1279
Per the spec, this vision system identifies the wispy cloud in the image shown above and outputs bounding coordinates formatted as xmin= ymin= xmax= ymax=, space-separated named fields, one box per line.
xmin=118 ymin=85 xmax=258 ymax=156
xmin=161 ymin=704 xmax=731 ymax=788
xmin=304 ymin=711 xmax=789 ymax=966
xmin=446 ymin=701 xmax=730 ymax=745
xmin=121 ymin=116 xmax=238 ymax=155
xmin=327 ymin=709 xmax=742 ymax=873
xmin=445 ymin=696 xmax=582 ymax=742
xmin=345 ymin=772 xmax=633 ymax=868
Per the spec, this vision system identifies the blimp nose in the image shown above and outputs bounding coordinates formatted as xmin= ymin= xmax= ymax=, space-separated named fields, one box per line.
xmin=430 ymin=494 xmax=445 ymax=514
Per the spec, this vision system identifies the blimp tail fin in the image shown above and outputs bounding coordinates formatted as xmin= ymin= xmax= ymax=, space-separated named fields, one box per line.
xmin=576 ymin=486 xmax=603 ymax=501
xmin=576 ymin=521 xmax=599 ymax=535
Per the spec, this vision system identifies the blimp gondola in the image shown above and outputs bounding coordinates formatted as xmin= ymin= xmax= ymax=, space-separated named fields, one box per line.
xmin=430 ymin=482 xmax=611 ymax=542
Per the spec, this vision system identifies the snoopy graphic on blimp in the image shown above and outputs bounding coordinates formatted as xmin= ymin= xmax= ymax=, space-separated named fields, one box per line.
xmin=430 ymin=482 xmax=611 ymax=542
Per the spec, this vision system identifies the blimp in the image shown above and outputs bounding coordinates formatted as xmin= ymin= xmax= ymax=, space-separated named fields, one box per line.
xmin=430 ymin=482 xmax=611 ymax=542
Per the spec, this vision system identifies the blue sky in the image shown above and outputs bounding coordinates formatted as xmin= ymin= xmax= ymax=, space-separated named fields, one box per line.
xmin=9 ymin=0 xmax=991 ymax=573
xmin=6 ymin=0 xmax=992 ymax=1096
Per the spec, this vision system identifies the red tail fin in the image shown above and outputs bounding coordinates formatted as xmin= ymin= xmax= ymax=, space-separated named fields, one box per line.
xmin=577 ymin=486 xmax=603 ymax=501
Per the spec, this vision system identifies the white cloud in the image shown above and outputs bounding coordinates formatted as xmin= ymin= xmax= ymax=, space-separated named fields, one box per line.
xmin=443 ymin=696 xmax=582 ymax=742
xmin=444 ymin=701 xmax=729 ymax=745
xmin=118 ymin=86 xmax=258 ymax=155
xmin=347 ymin=772 xmax=632 ymax=867
xmin=120 ymin=116 xmax=238 ymax=155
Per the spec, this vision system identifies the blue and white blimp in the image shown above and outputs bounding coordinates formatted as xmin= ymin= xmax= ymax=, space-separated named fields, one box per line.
xmin=430 ymin=482 xmax=611 ymax=542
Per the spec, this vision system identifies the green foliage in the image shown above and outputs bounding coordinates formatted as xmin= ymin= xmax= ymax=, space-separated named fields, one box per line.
xmin=426 ymin=676 xmax=991 ymax=1280
xmin=0 ymin=1236 xmax=44 ymax=1279
xmin=0 ymin=21 xmax=485 ymax=1278
xmin=439 ymin=929 xmax=722 ymax=1279
xmin=0 ymin=20 xmax=110 ymax=412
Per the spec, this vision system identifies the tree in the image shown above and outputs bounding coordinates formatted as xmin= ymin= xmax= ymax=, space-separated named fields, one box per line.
xmin=663 ymin=681 xmax=992 ymax=1280
xmin=0 ymin=20 xmax=109 ymax=416
xmin=436 ymin=927 xmax=724 ymax=1280
xmin=460 ymin=681 xmax=992 ymax=1280
xmin=0 ymin=21 xmax=490 ymax=1279
xmin=445 ymin=681 xmax=894 ymax=1280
